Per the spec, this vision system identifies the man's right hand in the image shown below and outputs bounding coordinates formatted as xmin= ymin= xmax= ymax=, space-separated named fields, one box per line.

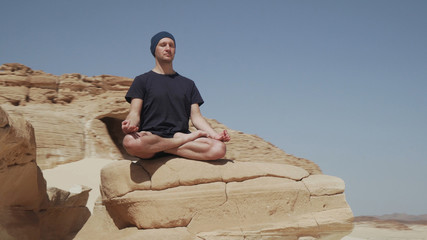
xmin=122 ymin=120 xmax=139 ymax=134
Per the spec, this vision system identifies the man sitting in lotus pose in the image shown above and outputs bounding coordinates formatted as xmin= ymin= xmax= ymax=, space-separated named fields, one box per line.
xmin=122 ymin=31 xmax=230 ymax=160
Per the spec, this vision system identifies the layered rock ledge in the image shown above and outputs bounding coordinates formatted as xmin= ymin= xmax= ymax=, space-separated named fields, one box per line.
xmin=75 ymin=157 xmax=354 ymax=239
xmin=1 ymin=63 xmax=321 ymax=175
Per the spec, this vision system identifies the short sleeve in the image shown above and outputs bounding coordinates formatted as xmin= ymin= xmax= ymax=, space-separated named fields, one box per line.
xmin=191 ymin=82 xmax=204 ymax=106
xmin=125 ymin=75 xmax=146 ymax=103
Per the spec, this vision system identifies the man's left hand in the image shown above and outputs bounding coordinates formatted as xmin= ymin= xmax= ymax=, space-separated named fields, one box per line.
xmin=212 ymin=130 xmax=230 ymax=142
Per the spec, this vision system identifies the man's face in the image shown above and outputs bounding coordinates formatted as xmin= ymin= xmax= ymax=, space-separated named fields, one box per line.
xmin=155 ymin=37 xmax=175 ymax=62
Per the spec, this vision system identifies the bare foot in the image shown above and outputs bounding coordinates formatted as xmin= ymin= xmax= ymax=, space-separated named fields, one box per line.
xmin=174 ymin=130 xmax=208 ymax=142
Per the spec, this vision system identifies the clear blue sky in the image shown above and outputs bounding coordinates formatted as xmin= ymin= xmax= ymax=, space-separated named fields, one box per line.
xmin=1 ymin=0 xmax=426 ymax=216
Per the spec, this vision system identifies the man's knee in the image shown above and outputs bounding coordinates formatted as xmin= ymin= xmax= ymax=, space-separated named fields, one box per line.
xmin=123 ymin=134 xmax=138 ymax=155
xmin=207 ymin=141 xmax=226 ymax=160
xmin=123 ymin=132 xmax=157 ymax=159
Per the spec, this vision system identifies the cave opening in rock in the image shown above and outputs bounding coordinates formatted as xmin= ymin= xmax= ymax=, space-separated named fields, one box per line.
xmin=100 ymin=117 xmax=138 ymax=161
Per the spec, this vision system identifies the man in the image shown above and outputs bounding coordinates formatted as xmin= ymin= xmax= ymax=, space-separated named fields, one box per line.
xmin=122 ymin=31 xmax=230 ymax=161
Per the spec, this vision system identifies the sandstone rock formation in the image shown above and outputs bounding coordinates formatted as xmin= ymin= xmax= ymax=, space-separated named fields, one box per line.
xmin=1 ymin=63 xmax=353 ymax=239
xmin=74 ymin=157 xmax=352 ymax=239
xmin=0 ymin=106 xmax=91 ymax=240
xmin=0 ymin=63 xmax=132 ymax=169
xmin=0 ymin=106 xmax=47 ymax=239
xmin=0 ymin=63 xmax=320 ymax=174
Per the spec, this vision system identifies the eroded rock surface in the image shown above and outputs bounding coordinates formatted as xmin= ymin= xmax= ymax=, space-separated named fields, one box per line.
xmin=0 ymin=63 xmax=321 ymax=174
xmin=84 ymin=157 xmax=353 ymax=239
xmin=0 ymin=106 xmax=47 ymax=211
xmin=0 ymin=106 xmax=91 ymax=240
xmin=0 ymin=63 xmax=131 ymax=169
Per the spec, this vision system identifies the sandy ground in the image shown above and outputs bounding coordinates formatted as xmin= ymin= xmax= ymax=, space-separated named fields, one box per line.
xmin=42 ymin=157 xmax=116 ymax=212
xmin=343 ymin=222 xmax=427 ymax=240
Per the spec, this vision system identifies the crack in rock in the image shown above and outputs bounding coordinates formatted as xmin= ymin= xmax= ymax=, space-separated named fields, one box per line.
xmin=291 ymin=190 xmax=300 ymax=212
xmin=220 ymin=182 xmax=228 ymax=206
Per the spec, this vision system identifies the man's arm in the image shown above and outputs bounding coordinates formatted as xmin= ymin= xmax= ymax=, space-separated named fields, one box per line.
xmin=190 ymin=103 xmax=230 ymax=142
xmin=122 ymin=98 xmax=143 ymax=134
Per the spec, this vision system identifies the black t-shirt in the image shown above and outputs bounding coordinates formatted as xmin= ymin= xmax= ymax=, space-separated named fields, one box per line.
xmin=125 ymin=71 xmax=204 ymax=137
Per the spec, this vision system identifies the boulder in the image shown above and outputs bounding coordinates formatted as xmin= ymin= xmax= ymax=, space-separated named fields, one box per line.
xmin=0 ymin=106 xmax=92 ymax=240
xmin=0 ymin=106 xmax=47 ymax=211
xmin=90 ymin=157 xmax=353 ymax=239
xmin=38 ymin=186 xmax=92 ymax=240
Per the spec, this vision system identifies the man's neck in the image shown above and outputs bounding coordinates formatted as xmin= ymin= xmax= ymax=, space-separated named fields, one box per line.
xmin=152 ymin=62 xmax=175 ymax=75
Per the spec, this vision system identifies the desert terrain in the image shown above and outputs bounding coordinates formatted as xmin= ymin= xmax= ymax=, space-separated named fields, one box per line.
xmin=344 ymin=215 xmax=427 ymax=240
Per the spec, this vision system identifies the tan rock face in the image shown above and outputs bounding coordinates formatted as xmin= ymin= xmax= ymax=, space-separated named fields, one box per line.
xmin=99 ymin=157 xmax=353 ymax=238
xmin=0 ymin=63 xmax=321 ymax=174
xmin=0 ymin=106 xmax=46 ymax=211
xmin=0 ymin=106 xmax=36 ymax=166
xmin=0 ymin=63 xmax=132 ymax=169
xmin=205 ymin=119 xmax=321 ymax=174
xmin=0 ymin=106 xmax=91 ymax=240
